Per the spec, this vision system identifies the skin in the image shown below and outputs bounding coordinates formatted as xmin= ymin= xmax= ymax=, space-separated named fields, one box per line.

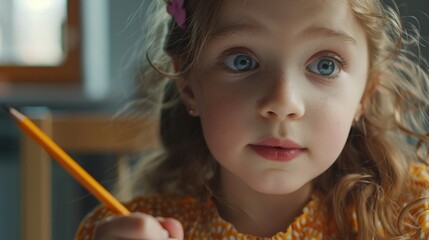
xmin=179 ymin=0 xmax=369 ymax=236
xmin=93 ymin=0 xmax=369 ymax=238
xmin=93 ymin=213 xmax=184 ymax=240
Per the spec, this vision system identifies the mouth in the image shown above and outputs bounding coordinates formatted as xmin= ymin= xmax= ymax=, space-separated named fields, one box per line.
xmin=249 ymin=138 xmax=305 ymax=162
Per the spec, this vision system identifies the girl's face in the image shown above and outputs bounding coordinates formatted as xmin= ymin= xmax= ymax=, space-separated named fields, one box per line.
xmin=182 ymin=0 xmax=369 ymax=195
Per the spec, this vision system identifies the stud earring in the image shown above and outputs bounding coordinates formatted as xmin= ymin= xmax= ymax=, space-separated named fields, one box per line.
xmin=188 ymin=106 xmax=197 ymax=116
xmin=353 ymin=114 xmax=361 ymax=125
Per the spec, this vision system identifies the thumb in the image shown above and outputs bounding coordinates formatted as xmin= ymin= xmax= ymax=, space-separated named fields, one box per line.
xmin=158 ymin=217 xmax=184 ymax=240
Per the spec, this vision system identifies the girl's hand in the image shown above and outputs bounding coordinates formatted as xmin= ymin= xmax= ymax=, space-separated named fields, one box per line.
xmin=93 ymin=212 xmax=184 ymax=240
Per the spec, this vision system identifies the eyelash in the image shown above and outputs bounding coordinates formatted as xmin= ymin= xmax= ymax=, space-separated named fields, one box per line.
xmin=217 ymin=48 xmax=258 ymax=73
xmin=217 ymin=48 xmax=348 ymax=79
xmin=306 ymin=54 xmax=348 ymax=80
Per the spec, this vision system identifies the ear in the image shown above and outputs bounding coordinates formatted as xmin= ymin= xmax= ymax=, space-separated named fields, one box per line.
xmin=172 ymin=57 xmax=199 ymax=116
xmin=176 ymin=77 xmax=199 ymax=116
xmin=360 ymin=70 xmax=380 ymax=111
xmin=354 ymin=70 xmax=380 ymax=123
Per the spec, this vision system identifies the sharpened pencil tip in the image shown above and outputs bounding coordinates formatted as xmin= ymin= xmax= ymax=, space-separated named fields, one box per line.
xmin=1 ymin=103 xmax=11 ymax=113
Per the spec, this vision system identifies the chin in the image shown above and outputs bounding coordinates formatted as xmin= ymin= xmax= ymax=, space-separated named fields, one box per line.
xmin=250 ymin=179 xmax=307 ymax=195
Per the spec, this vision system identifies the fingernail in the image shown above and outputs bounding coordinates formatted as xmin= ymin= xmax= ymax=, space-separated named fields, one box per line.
xmin=102 ymin=216 xmax=113 ymax=224
xmin=162 ymin=229 xmax=169 ymax=239
xmin=156 ymin=216 xmax=166 ymax=221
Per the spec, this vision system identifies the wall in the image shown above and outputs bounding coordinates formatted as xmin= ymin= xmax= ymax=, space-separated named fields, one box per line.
xmin=0 ymin=0 xmax=427 ymax=239
xmin=0 ymin=0 xmax=144 ymax=239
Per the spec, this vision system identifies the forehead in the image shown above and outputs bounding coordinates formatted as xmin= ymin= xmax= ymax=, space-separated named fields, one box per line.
xmin=212 ymin=0 xmax=365 ymax=46
xmin=217 ymin=0 xmax=353 ymax=25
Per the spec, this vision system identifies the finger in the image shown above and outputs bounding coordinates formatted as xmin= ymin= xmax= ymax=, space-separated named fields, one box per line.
xmin=95 ymin=213 xmax=168 ymax=239
xmin=127 ymin=213 xmax=170 ymax=239
xmin=158 ymin=217 xmax=184 ymax=240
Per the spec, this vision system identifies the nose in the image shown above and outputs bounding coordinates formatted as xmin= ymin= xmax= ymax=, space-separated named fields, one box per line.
xmin=258 ymin=75 xmax=305 ymax=121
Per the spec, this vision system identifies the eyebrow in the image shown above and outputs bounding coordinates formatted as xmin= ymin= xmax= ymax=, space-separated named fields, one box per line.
xmin=299 ymin=26 xmax=357 ymax=45
xmin=210 ymin=23 xmax=357 ymax=46
xmin=210 ymin=23 xmax=264 ymax=41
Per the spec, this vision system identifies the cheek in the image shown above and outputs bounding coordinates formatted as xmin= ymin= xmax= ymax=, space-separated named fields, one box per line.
xmin=194 ymin=80 xmax=254 ymax=132
xmin=310 ymin=102 xmax=355 ymax=160
xmin=195 ymin=92 xmax=250 ymax=153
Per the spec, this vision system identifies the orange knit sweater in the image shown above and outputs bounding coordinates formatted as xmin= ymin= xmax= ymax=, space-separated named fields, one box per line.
xmin=75 ymin=164 xmax=429 ymax=239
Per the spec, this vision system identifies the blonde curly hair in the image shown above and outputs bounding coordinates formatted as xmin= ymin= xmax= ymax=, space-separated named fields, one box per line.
xmin=116 ymin=0 xmax=429 ymax=239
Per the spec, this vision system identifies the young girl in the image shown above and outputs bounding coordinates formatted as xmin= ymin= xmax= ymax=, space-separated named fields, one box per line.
xmin=75 ymin=0 xmax=429 ymax=239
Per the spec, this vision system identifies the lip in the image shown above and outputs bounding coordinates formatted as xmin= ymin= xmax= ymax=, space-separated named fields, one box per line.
xmin=249 ymin=138 xmax=305 ymax=162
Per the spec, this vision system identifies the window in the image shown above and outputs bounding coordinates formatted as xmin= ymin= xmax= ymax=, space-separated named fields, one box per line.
xmin=0 ymin=0 xmax=81 ymax=83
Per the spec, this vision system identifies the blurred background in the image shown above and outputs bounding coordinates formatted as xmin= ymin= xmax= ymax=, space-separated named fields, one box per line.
xmin=0 ymin=0 xmax=149 ymax=239
xmin=0 ymin=0 xmax=427 ymax=239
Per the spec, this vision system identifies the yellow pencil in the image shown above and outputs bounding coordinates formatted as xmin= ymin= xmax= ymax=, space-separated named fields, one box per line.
xmin=2 ymin=104 xmax=130 ymax=216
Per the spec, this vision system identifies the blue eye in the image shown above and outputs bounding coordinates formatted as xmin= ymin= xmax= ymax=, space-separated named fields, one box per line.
xmin=307 ymin=58 xmax=340 ymax=77
xmin=223 ymin=54 xmax=258 ymax=72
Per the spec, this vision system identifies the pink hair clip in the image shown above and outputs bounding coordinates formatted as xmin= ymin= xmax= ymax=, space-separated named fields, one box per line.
xmin=167 ymin=0 xmax=187 ymax=29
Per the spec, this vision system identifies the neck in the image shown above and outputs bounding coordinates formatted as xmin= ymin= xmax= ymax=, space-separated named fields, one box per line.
xmin=215 ymin=168 xmax=313 ymax=237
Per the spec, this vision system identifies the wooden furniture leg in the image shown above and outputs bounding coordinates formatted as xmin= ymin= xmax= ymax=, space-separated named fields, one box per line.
xmin=21 ymin=115 xmax=52 ymax=240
